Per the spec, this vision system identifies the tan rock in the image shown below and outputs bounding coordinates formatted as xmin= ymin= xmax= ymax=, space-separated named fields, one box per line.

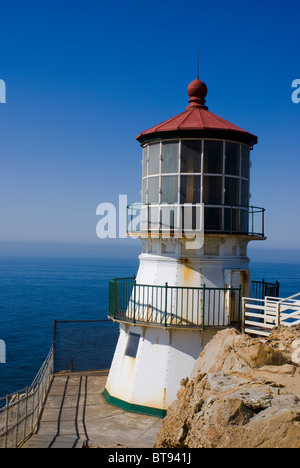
xmin=155 ymin=326 xmax=300 ymax=449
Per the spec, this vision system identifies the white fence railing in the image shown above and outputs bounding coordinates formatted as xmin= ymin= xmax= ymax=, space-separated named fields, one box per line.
xmin=243 ymin=293 xmax=300 ymax=336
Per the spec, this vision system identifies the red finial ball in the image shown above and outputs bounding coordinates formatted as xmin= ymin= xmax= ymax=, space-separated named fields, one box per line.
xmin=187 ymin=78 xmax=208 ymax=109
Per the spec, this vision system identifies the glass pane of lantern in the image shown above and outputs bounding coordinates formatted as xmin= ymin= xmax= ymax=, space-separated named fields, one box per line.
xmin=224 ymin=207 xmax=239 ymax=232
xmin=142 ymin=178 xmax=147 ymax=204
xmin=203 ymin=176 xmax=223 ymax=205
xmin=240 ymin=208 xmax=249 ymax=233
xmin=142 ymin=146 xmax=147 ymax=177
xmin=225 ymin=142 xmax=240 ymax=176
xmin=203 ymin=140 xmax=223 ymax=174
xmin=161 ymin=175 xmax=178 ymax=203
xmin=241 ymin=179 xmax=249 ymax=206
xmin=161 ymin=206 xmax=176 ymax=231
xmin=162 ymin=142 xmax=179 ymax=173
xmin=204 ymin=207 xmax=222 ymax=231
xmin=180 ymin=175 xmax=201 ymax=204
xmin=148 ymin=177 xmax=159 ymax=203
xmin=225 ymin=177 xmax=239 ymax=205
xmin=181 ymin=140 xmax=202 ymax=173
xmin=148 ymin=143 xmax=160 ymax=175
xmin=241 ymin=145 xmax=250 ymax=179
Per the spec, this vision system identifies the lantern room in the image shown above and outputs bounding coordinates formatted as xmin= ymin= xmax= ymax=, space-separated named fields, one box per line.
xmin=136 ymin=77 xmax=260 ymax=237
xmin=140 ymin=138 xmax=252 ymax=234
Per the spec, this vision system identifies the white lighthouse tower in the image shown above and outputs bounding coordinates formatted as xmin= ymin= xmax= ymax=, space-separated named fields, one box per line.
xmin=103 ymin=76 xmax=265 ymax=417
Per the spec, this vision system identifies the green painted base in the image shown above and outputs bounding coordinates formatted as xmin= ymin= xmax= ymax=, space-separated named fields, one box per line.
xmin=102 ymin=388 xmax=167 ymax=419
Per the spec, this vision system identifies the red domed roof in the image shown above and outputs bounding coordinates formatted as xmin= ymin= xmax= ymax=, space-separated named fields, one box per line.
xmin=136 ymin=79 xmax=257 ymax=146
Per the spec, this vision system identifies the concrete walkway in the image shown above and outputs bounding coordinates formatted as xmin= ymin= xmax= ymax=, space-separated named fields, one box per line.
xmin=22 ymin=371 xmax=162 ymax=449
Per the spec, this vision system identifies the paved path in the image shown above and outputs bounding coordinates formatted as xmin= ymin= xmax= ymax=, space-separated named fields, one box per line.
xmin=22 ymin=371 xmax=162 ymax=449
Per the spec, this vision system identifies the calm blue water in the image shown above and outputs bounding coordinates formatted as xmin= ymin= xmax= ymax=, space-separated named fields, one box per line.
xmin=0 ymin=257 xmax=138 ymax=398
xmin=0 ymin=256 xmax=299 ymax=398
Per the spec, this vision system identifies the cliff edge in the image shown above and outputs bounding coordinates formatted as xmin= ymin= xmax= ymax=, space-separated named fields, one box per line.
xmin=155 ymin=326 xmax=300 ymax=448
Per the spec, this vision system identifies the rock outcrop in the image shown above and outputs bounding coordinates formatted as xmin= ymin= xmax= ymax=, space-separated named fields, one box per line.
xmin=155 ymin=326 xmax=300 ymax=448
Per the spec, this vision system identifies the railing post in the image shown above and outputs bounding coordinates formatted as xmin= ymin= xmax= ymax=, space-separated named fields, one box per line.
xmin=53 ymin=319 xmax=57 ymax=374
xmin=238 ymin=285 xmax=242 ymax=331
xmin=15 ymin=392 xmax=20 ymax=448
xmin=4 ymin=395 xmax=9 ymax=448
xmin=242 ymin=297 xmax=246 ymax=334
xmin=147 ymin=204 xmax=150 ymax=234
xmin=133 ymin=277 xmax=136 ymax=324
xmin=24 ymin=387 xmax=28 ymax=442
xmin=202 ymin=284 xmax=206 ymax=330
xmin=108 ymin=280 xmax=112 ymax=317
xmin=262 ymin=278 xmax=266 ymax=299
xmin=277 ymin=301 xmax=281 ymax=327
xmin=164 ymin=283 xmax=168 ymax=328
xmin=275 ymin=281 xmax=280 ymax=298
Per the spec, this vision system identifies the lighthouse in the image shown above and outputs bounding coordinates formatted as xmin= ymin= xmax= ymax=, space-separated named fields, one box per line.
xmin=103 ymin=76 xmax=265 ymax=417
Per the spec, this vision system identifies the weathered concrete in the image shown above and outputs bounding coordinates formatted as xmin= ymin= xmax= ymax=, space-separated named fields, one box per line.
xmin=22 ymin=371 xmax=162 ymax=449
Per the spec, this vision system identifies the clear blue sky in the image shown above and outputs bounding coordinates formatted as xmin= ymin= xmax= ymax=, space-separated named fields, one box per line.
xmin=0 ymin=0 xmax=299 ymax=257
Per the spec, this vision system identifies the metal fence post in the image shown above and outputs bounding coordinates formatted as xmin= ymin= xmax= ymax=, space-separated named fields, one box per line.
xmin=133 ymin=277 xmax=136 ymax=324
xmin=275 ymin=281 xmax=280 ymax=297
xmin=53 ymin=319 xmax=57 ymax=374
xmin=24 ymin=387 xmax=28 ymax=443
xmin=15 ymin=392 xmax=20 ymax=448
xmin=4 ymin=396 xmax=9 ymax=448
xmin=164 ymin=283 xmax=168 ymax=328
xmin=262 ymin=278 xmax=266 ymax=299
xmin=202 ymin=284 xmax=206 ymax=330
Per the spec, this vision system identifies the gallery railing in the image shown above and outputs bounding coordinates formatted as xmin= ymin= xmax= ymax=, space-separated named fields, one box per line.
xmin=109 ymin=277 xmax=242 ymax=330
xmin=127 ymin=203 xmax=265 ymax=238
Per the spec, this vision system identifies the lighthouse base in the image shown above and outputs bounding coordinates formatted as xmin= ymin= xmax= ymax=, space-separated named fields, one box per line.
xmin=102 ymin=387 xmax=167 ymax=418
xmin=104 ymin=323 xmax=217 ymax=417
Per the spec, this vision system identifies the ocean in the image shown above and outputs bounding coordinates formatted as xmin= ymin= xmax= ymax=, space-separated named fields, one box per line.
xmin=0 ymin=256 xmax=299 ymax=398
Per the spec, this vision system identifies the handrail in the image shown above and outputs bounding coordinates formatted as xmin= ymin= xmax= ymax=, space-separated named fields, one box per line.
xmin=243 ymin=293 xmax=300 ymax=337
xmin=0 ymin=346 xmax=54 ymax=448
xmin=278 ymin=292 xmax=300 ymax=305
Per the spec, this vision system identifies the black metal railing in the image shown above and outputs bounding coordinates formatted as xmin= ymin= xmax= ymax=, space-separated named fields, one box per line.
xmin=251 ymin=279 xmax=280 ymax=300
xmin=53 ymin=319 xmax=119 ymax=374
xmin=109 ymin=277 xmax=242 ymax=330
xmin=127 ymin=203 xmax=265 ymax=238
